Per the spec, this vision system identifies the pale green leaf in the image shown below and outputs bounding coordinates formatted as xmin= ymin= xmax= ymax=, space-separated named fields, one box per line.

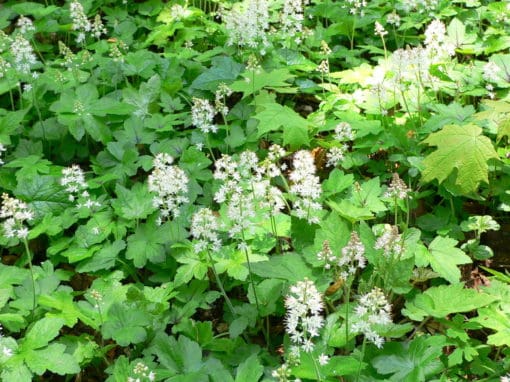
xmin=421 ymin=124 xmax=498 ymax=194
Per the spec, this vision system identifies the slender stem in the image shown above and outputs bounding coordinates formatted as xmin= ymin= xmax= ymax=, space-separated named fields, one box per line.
xmin=22 ymin=238 xmax=36 ymax=321
xmin=206 ymin=250 xmax=236 ymax=317
xmin=243 ymin=245 xmax=260 ymax=312
xmin=355 ymin=338 xmax=367 ymax=382
xmin=270 ymin=214 xmax=280 ymax=253
xmin=344 ymin=281 xmax=351 ymax=347
xmin=310 ymin=352 xmax=323 ymax=382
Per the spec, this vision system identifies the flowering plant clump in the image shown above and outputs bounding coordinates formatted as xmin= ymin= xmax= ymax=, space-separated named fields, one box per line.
xmin=0 ymin=0 xmax=507 ymax=380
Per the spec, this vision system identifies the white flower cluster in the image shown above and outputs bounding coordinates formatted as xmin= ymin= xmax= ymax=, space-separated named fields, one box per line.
xmin=345 ymin=0 xmax=368 ymax=16
xmin=285 ymin=278 xmax=324 ymax=353
xmin=214 ymin=150 xmax=286 ymax=237
xmin=281 ymin=0 xmax=310 ymax=43
xmin=424 ymin=19 xmax=455 ymax=58
xmin=0 ymin=193 xmax=33 ymax=239
xmin=0 ymin=57 xmax=11 ymax=78
xmin=374 ymin=224 xmax=404 ymax=258
xmin=374 ymin=21 xmax=387 ymax=37
xmin=127 ymin=361 xmax=155 ymax=382
xmin=215 ymin=83 xmax=233 ymax=116
xmin=0 ymin=144 xmax=6 ymax=165
xmin=222 ymin=0 xmax=270 ymax=53
xmin=148 ymin=153 xmax=189 ymax=224
xmin=16 ymin=16 xmax=35 ymax=35
xmin=501 ymin=374 xmax=510 ymax=382
xmin=317 ymin=240 xmax=336 ymax=270
xmin=191 ymin=98 xmax=217 ymax=134
xmin=289 ymin=151 xmax=322 ymax=223
xmin=70 ymin=0 xmax=106 ymax=43
xmin=383 ymin=172 xmax=411 ymax=200
xmin=190 ymin=208 xmax=222 ymax=253
xmin=400 ymin=0 xmax=439 ymax=15
xmin=327 ymin=122 xmax=355 ymax=167
xmin=10 ymin=34 xmax=38 ymax=75
xmin=61 ymin=165 xmax=100 ymax=210
xmin=0 ymin=324 xmax=13 ymax=359
xmin=338 ymin=232 xmax=366 ymax=279
xmin=351 ymin=287 xmax=392 ymax=348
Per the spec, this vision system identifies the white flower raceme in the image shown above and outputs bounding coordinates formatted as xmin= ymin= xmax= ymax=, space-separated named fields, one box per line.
xmin=400 ymin=0 xmax=439 ymax=15
xmin=192 ymin=98 xmax=217 ymax=134
xmin=338 ymin=232 xmax=366 ymax=279
xmin=317 ymin=240 xmax=336 ymax=270
xmin=281 ymin=0 xmax=310 ymax=43
xmin=483 ymin=61 xmax=501 ymax=83
xmin=16 ymin=16 xmax=35 ymax=35
xmin=285 ymin=278 xmax=324 ymax=353
xmin=10 ymin=34 xmax=38 ymax=75
xmin=190 ymin=208 xmax=222 ymax=253
xmin=383 ymin=172 xmax=411 ymax=199
xmin=70 ymin=0 xmax=91 ymax=43
xmin=91 ymin=14 xmax=107 ymax=39
xmin=0 ymin=193 xmax=33 ymax=239
xmin=289 ymin=150 xmax=322 ymax=224
xmin=148 ymin=153 xmax=189 ymax=224
xmin=351 ymin=287 xmax=392 ymax=348
xmin=0 ymin=144 xmax=6 ymax=165
xmin=374 ymin=224 xmax=404 ymax=258
xmin=345 ymin=0 xmax=368 ymax=16
xmin=61 ymin=164 xmax=100 ymax=210
xmin=222 ymin=0 xmax=270 ymax=52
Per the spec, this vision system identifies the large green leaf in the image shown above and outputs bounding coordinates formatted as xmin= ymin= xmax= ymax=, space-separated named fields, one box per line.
xmin=414 ymin=237 xmax=472 ymax=284
xmin=421 ymin=124 xmax=498 ymax=194
xmin=230 ymin=68 xmax=295 ymax=98
xmin=403 ymin=283 xmax=496 ymax=321
xmin=22 ymin=317 xmax=65 ymax=350
xmin=250 ymin=253 xmax=315 ymax=282
xmin=24 ymin=343 xmax=80 ymax=376
xmin=126 ymin=221 xmax=167 ymax=267
xmin=253 ymin=101 xmax=310 ymax=148
xmin=15 ymin=175 xmax=71 ymax=217
xmin=191 ymin=56 xmax=243 ymax=91
xmin=372 ymin=336 xmax=445 ymax=381
xmin=112 ymin=183 xmax=155 ymax=220
xmin=102 ymin=303 xmax=147 ymax=346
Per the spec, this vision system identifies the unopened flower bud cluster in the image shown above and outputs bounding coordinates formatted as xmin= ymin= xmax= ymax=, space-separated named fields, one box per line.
xmin=127 ymin=361 xmax=155 ymax=382
xmin=383 ymin=172 xmax=411 ymax=200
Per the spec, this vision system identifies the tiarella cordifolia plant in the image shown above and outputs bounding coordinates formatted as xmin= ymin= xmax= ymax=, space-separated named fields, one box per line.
xmin=0 ymin=1 xmax=508 ymax=381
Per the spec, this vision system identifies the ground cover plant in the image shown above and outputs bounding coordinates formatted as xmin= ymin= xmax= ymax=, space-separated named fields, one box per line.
xmin=0 ymin=0 xmax=509 ymax=380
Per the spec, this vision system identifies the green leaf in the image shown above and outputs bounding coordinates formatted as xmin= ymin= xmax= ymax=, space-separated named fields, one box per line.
xmin=250 ymin=253 xmax=314 ymax=282
xmin=126 ymin=221 xmax=167 ymax=267
xmin=102 ymin=303 xmax=147 ymax=346
xmin=372 ymin=336 xmax=445 ymax=381
xmin=414 ymin=237 xmax=472 ymax=284
xmin=15 ymin=175 xmax=71 ymax=217
xmin=230 ymin=68 xmax=295 ymax=98
xmin=293 ymin=355 xmax=360 ymax=378
xmin=322 ymin=169 xmax=354 ymax=197
xmin=191 ymin=56 xmax=243 ymax=91
xmin=39 ymin=289 xmax=95 ymax=327
xmin=235 ymin=354 xmax=263 ymax=382
xmin=421 ymin=124 xmax=498 ymax=194
xmin=112 ymin=183 xmax=155 ymax=220
xmin=4 ymin=155 xmax=51 ymax=180
xmin=76 ymin=240 xmax=125 ymax=273
xmin=22 ymin=317 xmax=65 ymax=350
xmin=25 ymin=343 xmax=80 ymax=375
xmin=403 ymin=283 xmax=496 ymax=321
xmin=253 ymin=101 xmax=310 ymax=148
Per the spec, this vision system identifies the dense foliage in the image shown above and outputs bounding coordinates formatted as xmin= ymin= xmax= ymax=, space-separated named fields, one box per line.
xmin=0 ymin=0 xmax=509 ymax=381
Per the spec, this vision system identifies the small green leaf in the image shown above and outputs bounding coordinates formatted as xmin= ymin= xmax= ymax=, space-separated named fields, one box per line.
xmin=414 ymin=237 xmax=472 ymax=284
xmin=126 ymin=221 xmax=167 ymax=267
xmin=235 ymin=354 xmax=263 ymax=382
xmin=112 ymin=183 xmax=155 ymax=220
xmin=22 ymin=317 xmax=65 ymax=350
